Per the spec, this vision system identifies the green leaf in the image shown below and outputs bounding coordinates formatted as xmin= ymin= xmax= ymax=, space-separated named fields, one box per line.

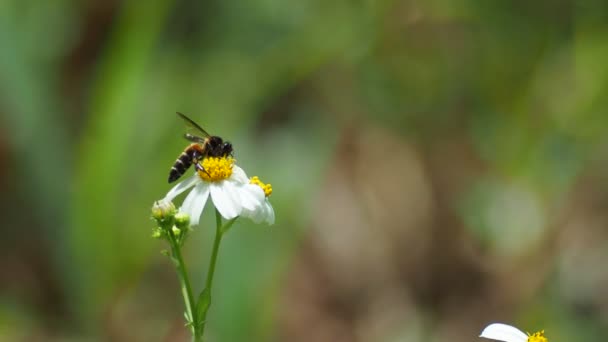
xmin=184 ymin=311 xmax=192 ymax=324
xmin=196 ymin=288 xmax=211 ymax=328
xmin=220 ymin=217 xmax=239 ymax=235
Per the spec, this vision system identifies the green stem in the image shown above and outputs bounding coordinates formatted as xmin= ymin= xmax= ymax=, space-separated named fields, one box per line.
xmin=198 ymin=211 xmax=242 ymax=340
xmin=207 ymin=210 xmax=224 ymax=292
xmin=167 ymin=231 xmax=200 ymax=341
xmin=198 ymin=210 xmax=225 ymax=339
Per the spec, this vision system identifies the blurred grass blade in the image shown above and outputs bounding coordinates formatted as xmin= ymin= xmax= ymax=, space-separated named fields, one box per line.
xmin=69 ymin=0 xmax=173 ymax=328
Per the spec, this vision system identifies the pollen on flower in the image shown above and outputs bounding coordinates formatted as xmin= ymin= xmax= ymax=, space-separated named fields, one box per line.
xmin=527 ymin=330 xmax=547 ymax=342
xmin=197 ymin=156 xmax=234 ymax=182
xmin=250 ymin=176 xmax=272 ymax=197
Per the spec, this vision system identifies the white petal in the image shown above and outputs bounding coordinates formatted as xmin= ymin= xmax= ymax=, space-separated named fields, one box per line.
xmin=224 ymin=181 xmax=248 ymax=211
xmin=239 ymin=184 xmax=265 ymax=211
xmin=240 ymin=194 xmax=274 ymax=225
xmin=230 ymin=165 xmax=249 ymax=184
xmin=480 ymin=323 xmax=528 ymax=342
xmin=243 ymin=205 xmax=264 ymax=223
xmin=264 ymin=200 xmax=275 ymax=225
xmin=180 ymin=183 xmax=210 ymax=226
xmin=164 ymin=175 xmax=200 ymax=201
xmin=210 ymin=182 xmax=241 ymax=219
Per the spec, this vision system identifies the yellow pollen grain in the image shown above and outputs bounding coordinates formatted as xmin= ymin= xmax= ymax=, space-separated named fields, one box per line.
xmin=197 ymin=157 xmax=234 ymax=182
xmin=250 ymin=176 xmax=272 ymax=197
xmin=527 ymin=330 xmax=547 ymax=342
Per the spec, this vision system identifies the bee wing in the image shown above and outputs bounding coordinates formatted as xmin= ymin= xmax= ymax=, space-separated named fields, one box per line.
xmin=184 ymin=133 xmax=207 ymax=143
xmin=176 ymin=112 xmax=211 ymax=138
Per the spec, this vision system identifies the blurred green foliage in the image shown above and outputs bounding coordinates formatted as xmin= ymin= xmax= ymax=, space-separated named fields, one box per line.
xmin=1 ymin=0 xmax=608 ymax=341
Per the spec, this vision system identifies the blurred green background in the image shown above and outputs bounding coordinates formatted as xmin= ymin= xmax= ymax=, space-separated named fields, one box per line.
xmin=2 ymin=0 xmax=608 ymax=341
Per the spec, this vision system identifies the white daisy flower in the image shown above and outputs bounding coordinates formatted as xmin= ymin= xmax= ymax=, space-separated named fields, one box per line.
xmin=480 ymin=323 xmax=548 ymax=342
xmin=240 ymin=176 xmax=275 ymax=225
xmin=164 ymin=156 xmax=264 ymax=226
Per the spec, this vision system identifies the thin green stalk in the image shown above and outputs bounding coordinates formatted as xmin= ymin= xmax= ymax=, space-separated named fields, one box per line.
xmin=167 ymin=231 xmax=200 ymax=341
xmin=186 ymin=211 xmax=238 ymax=341
xmin=207 ymin=210 xmax=224 ymax=293
xmin=198 ymin=210 xmax=225 ymax=338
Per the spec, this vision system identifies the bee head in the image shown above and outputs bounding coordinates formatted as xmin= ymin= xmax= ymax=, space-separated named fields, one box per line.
xmin=222 ymin=141 xmax=233 ymax=156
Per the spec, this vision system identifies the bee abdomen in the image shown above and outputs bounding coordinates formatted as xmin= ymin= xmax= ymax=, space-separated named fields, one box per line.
xmin=168 ymin=149 xmax=196 ymax=183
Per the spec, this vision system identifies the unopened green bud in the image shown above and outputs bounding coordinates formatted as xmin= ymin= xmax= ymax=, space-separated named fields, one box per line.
xmin=152 ymin=228 xmax=164 ymax=239
xmin=175 ymin=212 xmax=190 ymax=229
xmin=151 ymin=199 xmax=176 ymax=221
xmin=172 ymin=225 xmax=181 ymax=236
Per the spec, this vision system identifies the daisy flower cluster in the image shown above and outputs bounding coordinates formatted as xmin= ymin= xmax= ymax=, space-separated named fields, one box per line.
xmin=162 ymin=156 xmax=274 ymax=226
xmin=151 ymin=153 xmax=274 ymax=340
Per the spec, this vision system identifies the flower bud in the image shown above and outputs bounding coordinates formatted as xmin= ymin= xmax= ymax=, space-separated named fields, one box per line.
xmin=151 ymin=199 xmax=176 ymax=221
xmin=152 ymin=228 xmax=164 ymax=239
xmin=175 ymin=212 xmax=191 ymax=228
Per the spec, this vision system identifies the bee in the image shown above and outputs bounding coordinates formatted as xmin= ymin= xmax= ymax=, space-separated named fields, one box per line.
xmin=168 ymin=112 xmax=233 ymax=183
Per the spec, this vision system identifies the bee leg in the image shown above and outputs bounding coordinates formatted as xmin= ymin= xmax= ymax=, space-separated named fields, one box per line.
xmin=192 ymin=150 xmax=212 ymax=177
xmin=195 ymin=162 xmax=211 ymax=177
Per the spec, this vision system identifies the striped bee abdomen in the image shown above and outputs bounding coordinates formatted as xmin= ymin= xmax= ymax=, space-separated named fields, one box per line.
xmin=168 ymin=144 xmax=202 ymax=183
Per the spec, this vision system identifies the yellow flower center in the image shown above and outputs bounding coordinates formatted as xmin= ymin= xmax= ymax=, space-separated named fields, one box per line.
xmin=197 ymin=157 xmax=234 ymax=182
xmin=527 ymin=330 xmax=547 ymax=342
xmin=250 ymin=176 xmax=272 ymax=197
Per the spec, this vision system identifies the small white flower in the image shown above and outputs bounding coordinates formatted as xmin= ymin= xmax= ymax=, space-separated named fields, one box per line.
xmin=240 ymin=176 xmax=275 ymax=225
xmin=480 ymin=323 xmax=547 ymax=342
xmin=164 ymin=157 xmax=263 ymax=226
